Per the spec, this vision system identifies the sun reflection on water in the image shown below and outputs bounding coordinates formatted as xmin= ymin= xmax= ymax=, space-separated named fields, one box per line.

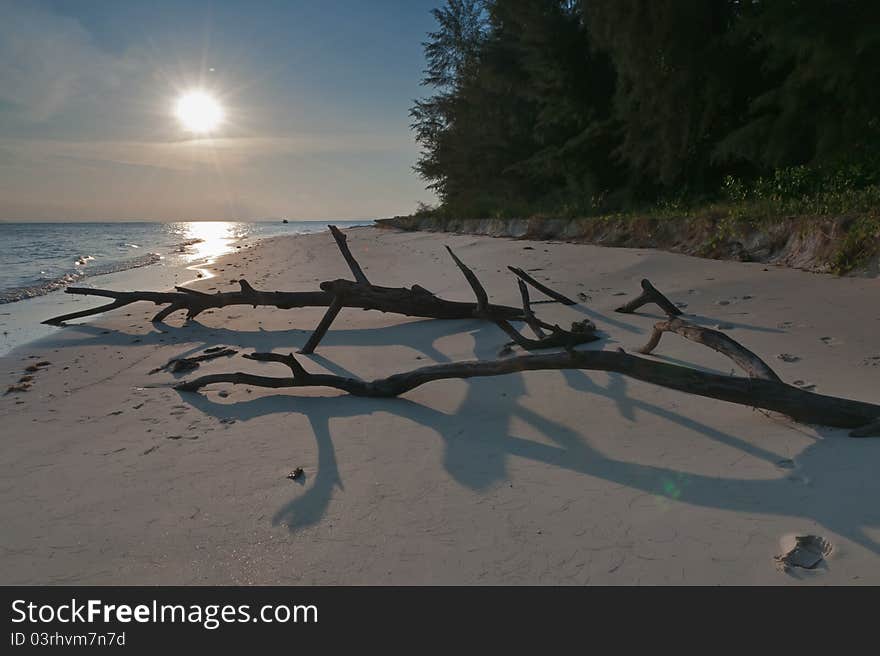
xmin=166 ymin=221 xmax=251 ymax=280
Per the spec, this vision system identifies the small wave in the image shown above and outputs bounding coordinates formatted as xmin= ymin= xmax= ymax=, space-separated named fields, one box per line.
xmin=0 ymin=252 xmax=161 ymax=304
xmin=74 ymin=255 xmax=95 ymax=266
xmin=176 ymin=238 xmax=205 ymax=247
xmin=172 ymin=237 xmax=206 ymax=253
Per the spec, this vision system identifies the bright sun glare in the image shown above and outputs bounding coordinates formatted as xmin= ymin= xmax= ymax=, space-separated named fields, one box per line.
xmin=174 ymin=90 xmax=224 ymax=134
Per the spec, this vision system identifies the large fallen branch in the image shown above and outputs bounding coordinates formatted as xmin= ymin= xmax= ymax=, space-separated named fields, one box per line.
xmin=616 ymin=278 xmax=683 ymax=316
xmin=638 ymin=318 xmax=782 ymax=383
xmin=42 ymin=226 xmax=533 ymax=332
xmin=43 ymin=225 xmax=589 ymax=356
xmin=47 ymin=226 xmax=879 ymax=437
xmin=174 ymin=349 xmax=880 ymax=436
xmin=174 ymin=276 xmax=878 ymax=436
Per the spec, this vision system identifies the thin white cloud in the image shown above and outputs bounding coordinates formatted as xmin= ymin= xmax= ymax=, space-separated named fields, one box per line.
xmin=0 ymin=132 xmax=414 ymax=171
xmin=0 ymin=1 xmax=130 ymax=121
xmin=0 ymin=1 xmax=436 ymax=220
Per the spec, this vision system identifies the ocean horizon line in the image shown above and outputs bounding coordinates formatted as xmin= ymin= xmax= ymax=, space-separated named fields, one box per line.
xmin=0 ymin=218 xmax=378 ymax=224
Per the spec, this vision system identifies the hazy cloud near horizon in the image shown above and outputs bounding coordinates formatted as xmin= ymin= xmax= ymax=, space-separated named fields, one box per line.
xmin=0 ymin=1 xmax=129 ymax=122
xmin=0 ymin=0 xmax=437 ymax=221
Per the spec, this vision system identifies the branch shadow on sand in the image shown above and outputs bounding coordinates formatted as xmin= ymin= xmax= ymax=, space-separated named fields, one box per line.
xmin=37 ymin=294 xmax=878 ymax=555
xmin=173 ymin=318 xmax=880 ymax=558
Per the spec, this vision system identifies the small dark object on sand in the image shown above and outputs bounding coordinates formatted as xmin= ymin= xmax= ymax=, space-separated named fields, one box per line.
xmin=775 ymin=535 xmax=832 ymax=572
xmin=5 ymin=382 xmax=31 ymax=395
xmin=150 ymin=347 xmax=237 ymax=374
xmin=287 ymin=467 xmax=305 ymax=481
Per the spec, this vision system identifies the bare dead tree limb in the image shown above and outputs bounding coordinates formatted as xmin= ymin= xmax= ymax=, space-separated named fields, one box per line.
xmin=149 ymin=347 xmax=238 ymax=375
xmin=518 ymin=279 xmax=545 ymax=339
xmin=44 ymin=299 xmax=132 ymax=325
xmin=638 ymin=318 xmax=782 ymax=383
xmin=507 ymin=266 xmax=576 ymax=305
xmin=299 ymin=296 xmax=345 ymax=354
xmin=445 ymin=246 xmax=598 ymax=351
xmin=615 ymin=279 xmax=683 ymax=317
xmin=42 ymin=228 xmax=526 ymax=328
xmin=445 ymin=246 xmax=489 ymax=316
xmin=329 ymin=225 xmax=370 ymax=285
xmin=174 ymin=349 xmax=880 ymax=436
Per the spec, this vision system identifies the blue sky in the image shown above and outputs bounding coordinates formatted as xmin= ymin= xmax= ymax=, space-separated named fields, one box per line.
xmin=0 ymin=0 xmax=441 ymax=220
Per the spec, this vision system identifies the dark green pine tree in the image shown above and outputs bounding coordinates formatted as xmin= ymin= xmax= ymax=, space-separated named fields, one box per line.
xmin=410 ymin=0 xmax=488 ymax=207
xmin=714 ymin=0 xmax=880 ymax=178
xmin=584 ymin=0 xmax=758 ymax=195
xmin=412 ymin=0 xmax=880 ymax=217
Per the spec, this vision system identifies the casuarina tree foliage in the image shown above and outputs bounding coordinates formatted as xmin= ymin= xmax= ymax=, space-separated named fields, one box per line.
xmin=411 ymin=0 xmax=880 ymax=216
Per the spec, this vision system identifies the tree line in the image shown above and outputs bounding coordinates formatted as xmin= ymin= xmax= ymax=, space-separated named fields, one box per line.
xmin=411 ymin=0 xmax=880 ymax=217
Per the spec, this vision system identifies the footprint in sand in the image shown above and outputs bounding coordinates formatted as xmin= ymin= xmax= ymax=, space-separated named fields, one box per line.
xmin=775 ymin=535 xmax=831 ymax=572
xmin=820 ymin=336 xmax=842 ymax=346
xmin=776 ymin=353 xmax=801 ymax=363
xmin=792 ymin=380 xmax=817 ymax=391
xmin=862 ymin=356 xmax=880 ymax=367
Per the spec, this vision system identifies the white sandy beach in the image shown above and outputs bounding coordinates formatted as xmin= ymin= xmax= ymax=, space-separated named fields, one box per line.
xmin=1 ymin=226 xmax=878 ymax=585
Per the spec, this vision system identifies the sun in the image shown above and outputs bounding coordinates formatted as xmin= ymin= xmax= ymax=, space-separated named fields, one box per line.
xmin=174 ymin=90 xmax=224 ymax=134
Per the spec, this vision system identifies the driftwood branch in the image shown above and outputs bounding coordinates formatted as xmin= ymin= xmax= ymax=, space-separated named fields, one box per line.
xmin=43 ymin=222 xmax=878 ymax=439
xmin=43 ymin=227 xmax=527 ymax=329
xmin=518 ymin=280 xmax=545 ymax=339
xmin=615 ymin=279 xmax=683 ymax=316
xmin=329 ymin=225 xmax=370 ymax=285
xmin=300 ymin=296 xmax=344 ymax=355
xmin=507 ymin=266 xmax=576 ymax=305
xmin=175 ymin=349 xmax=880 ymax=436
xmin=638 ymin=318 xmax=782 ymax=383
xmin=149 ymin=347 xmax=237 ymax=375
xmin=445 ymin=246 xmax=489 ymax=316
xmin=445 ymin=246 xmax=599 ymax=351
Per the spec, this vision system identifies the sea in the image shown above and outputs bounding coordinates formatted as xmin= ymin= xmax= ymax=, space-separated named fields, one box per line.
xmin=0 ymin=220 xmax=374 ymax=356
